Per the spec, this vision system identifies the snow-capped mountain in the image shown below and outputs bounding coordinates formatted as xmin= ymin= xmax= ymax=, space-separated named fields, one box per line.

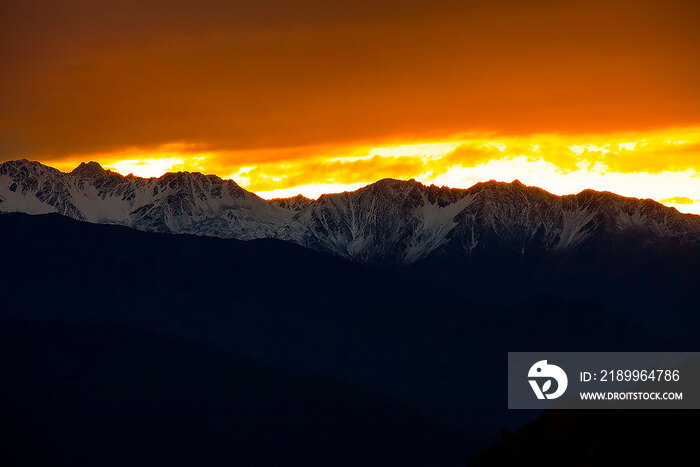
xmin=279 ymin=178 xmax=699 ymax=263
xmin=0 ymin=160 xmax=293 ymax=240
xmin=1 ymin=159 xmax=698 ymax=263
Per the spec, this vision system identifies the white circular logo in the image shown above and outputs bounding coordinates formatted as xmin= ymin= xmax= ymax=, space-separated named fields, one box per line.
xmin=528 ymin=360 xmax=568 ymax=399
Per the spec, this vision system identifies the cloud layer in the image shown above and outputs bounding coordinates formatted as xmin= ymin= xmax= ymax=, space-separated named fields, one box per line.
xmin=2 ymin=1 xmax=699 ymax=159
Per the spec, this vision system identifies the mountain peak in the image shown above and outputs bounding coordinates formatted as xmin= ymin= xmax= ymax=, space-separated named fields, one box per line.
xmin=0 ymin=159 xmax=63 ymax=179
xmin=372 ymin=178 xmax=418 ymax=187
xmin=270 ymin=194 xmax=314 ymax=211
xmin=70 ymin=161 xmax=109 ymax=178
xmin=360 ymin=178 xmax=421 ymax=195
xmin=1 ymin=159 xmax=44 ymax=169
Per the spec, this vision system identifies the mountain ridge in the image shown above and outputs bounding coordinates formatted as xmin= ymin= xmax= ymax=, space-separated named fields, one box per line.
xmin=1 ymin=159 xmax=698 ymax=264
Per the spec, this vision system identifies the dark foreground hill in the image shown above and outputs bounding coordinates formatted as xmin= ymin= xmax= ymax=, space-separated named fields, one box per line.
xmin=0 ymin=319 xmax=470 ymax=466
xmin=0 ymin=212 xmax=694 ymax=464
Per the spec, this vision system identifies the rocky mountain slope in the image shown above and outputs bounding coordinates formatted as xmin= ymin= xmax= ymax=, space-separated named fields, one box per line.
xmin=269 ymin=194 xmax=314 ymax=211
xmin=0 ymin=160 xmax=292 ymax=240
xmin=1 ymin=159 xmax=698 ymax=263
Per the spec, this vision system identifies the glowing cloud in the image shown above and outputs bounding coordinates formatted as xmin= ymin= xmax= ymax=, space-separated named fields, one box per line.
xmin=49 ymin=127 xmax=700 ymax=216
xmin=105 ymin=158 xmax=187 ymax=178
xmin=369 ymin=142 xmax=464 ymax=159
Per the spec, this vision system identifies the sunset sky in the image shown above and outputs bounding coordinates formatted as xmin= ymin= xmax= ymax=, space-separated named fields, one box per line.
xmin=1 ymin=1 xmax=699 ymax=213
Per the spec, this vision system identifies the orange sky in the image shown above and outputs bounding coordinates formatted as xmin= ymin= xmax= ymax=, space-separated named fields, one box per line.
xmin=1 ymin=1 xmax=699 ymax=213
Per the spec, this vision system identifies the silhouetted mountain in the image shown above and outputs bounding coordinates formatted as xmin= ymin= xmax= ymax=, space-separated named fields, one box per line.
xmin=0 ymin=212 xmax=678 ymax=464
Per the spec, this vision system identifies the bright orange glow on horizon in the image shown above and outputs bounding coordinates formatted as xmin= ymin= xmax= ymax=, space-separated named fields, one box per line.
xmin=46 ymin=127 xmax=700 ymax=215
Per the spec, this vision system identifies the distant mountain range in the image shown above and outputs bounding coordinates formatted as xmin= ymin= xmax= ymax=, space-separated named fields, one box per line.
xmin=1 ymin=156 xmax=698 ymax=464
xmin=1 ymin=159 xmax=698 ymax=265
